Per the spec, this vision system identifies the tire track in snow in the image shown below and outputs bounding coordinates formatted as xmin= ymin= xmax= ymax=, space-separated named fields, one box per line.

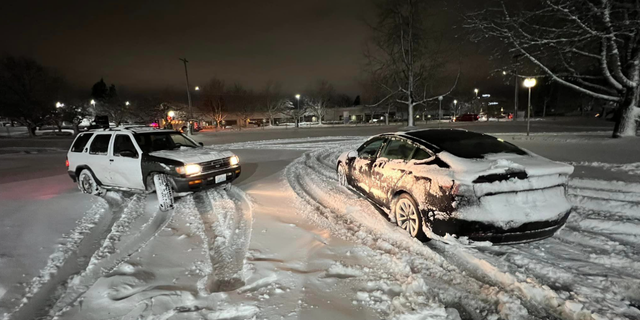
xmin=4 ymin=193 xmax=132 ymax=320
xmin=44 ymin=194 xmax=175 ymax=319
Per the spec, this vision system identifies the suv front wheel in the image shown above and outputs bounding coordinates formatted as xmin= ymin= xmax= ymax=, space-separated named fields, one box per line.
xmin=78 ymin=169 xmax=106 ymax=196
xmin=154 ymin=174 xmax=175 ymax=212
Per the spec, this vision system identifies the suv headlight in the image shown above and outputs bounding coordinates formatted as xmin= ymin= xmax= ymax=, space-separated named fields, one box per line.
xmin=229 ymin=155 xmax=239 ymax=166
xmin=176 ymin=164 xmax=202 ymax=175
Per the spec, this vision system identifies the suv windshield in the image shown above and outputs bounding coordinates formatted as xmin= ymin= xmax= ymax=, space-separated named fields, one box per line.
xmin=134 ymin=132 xmax=199 ymax=153
xmin=405 ymin=130 xmax=527 ymax=159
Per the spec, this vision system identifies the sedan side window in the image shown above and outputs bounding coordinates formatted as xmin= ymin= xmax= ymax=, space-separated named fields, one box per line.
xmin=381 ymin=139 xmax=415 ymax=160
xmin=358 ymin=138 xmax=385 ymax=159
xmin=89 ymin=134 xmax=112 ymax=155
xmin=412 ymin=147 xmax=433 ymax=160
xmin=114 ymin=135 xmax=139 ymax=158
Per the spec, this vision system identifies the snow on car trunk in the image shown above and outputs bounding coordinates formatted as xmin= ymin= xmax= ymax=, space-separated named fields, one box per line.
xmin=437 ymin=152 xmax=574 ymax=228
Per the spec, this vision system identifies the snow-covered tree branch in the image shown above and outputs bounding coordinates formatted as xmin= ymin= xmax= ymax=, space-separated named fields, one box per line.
xmin=466 ymin=0 xmax=640 ymax=137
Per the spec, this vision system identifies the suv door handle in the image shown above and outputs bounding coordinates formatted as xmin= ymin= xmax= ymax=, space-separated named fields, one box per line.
xmin=109 ymin=159 xmax=114 ymax=162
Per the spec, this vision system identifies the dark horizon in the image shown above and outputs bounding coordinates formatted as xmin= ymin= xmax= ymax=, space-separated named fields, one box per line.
xmin=1 ymin=0 xmax=506 ymax=99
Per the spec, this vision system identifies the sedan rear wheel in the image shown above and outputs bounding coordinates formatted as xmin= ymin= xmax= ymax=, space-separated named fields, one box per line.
xmin=337 ymin=163 xmax=348 ymax=187
xmin=394 ymin=194 xmax=427 ymax=240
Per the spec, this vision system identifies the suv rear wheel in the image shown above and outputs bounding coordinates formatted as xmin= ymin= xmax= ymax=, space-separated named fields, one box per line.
xmin=78 ymin=169 xmax=106 ymax=196
xmin=154 ymin=174 xmax=175 ymax=211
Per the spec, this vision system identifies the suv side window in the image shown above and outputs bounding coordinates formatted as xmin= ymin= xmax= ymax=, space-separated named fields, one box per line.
xmin=89 ymin=134 xmax=112 ymax=155
xmin=113 ymin=135 xmax=139 ymax=158
xmin=381 ymin=138 xmax=415 ymax=160
xmin=71 ymin=133 xmax=93 ymax=152
xmin=357 ymin=137 xmax=385 ymax=159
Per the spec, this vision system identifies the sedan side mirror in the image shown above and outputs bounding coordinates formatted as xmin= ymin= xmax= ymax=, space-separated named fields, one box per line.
xmin=199 ymin=142 xmax=204 ymax=147
xmin=347 ymin=150 xmax=357 ymax=159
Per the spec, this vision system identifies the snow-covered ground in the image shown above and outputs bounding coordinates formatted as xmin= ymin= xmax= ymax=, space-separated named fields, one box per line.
xmin=1 ymin=133 xmax=640 ymax=320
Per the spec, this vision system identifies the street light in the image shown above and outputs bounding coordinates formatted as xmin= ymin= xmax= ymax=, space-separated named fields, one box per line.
xmin=474 ymin=88 xmax=479 ymax=98
xmin=90 ymin=99 xmax=95 ymax=106
xmin=125 ymin=101 xmax=130 ymax=106
xmin=55 ymin=102 xmax=64 ymax=108
xmin=523 ymin=78 xmax=537 ymax=136
xmin=195 ymin=86 xmax=200 ymax=91
xmin=438 ymin=96 xmax=443 ymax=126
xmin=502 ymin=71 xmax=507 ymax=75
xmin=295 ymin=94 xmax=301 ymax=127
xmin=168 ymin=111 xmax=175 ymax=118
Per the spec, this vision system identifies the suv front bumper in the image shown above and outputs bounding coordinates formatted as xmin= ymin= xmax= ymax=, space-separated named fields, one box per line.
xmin=170 ymin=166 xmax=241 ymax=193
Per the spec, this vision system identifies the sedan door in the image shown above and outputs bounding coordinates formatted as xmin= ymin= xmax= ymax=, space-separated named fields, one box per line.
xmin=370 ymin=137 xmax=416 ymax=206
xmin=349 ymin=137 xmax=386 ymax=194
xmin=109 ymin=134 xmax=144 ymax=190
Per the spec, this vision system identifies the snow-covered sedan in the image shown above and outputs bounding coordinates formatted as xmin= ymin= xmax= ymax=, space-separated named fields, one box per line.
xmin=336 ymin=129 xmax=574 ymax=243
xmin=67 ymin=127 xmax=241 ymax=211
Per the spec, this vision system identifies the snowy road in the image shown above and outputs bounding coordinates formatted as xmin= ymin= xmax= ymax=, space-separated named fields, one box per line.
xmin=1 ymin=133 xmax=640 ymax=320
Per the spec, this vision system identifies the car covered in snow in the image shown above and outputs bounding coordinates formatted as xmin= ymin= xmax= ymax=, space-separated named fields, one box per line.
xmin=66 ymin=127 xmax=241 ymax=211
xmin=336 ymin=129 xmax=574 ymax=243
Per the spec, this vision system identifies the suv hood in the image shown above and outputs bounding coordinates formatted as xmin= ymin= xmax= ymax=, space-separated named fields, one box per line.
xmin=150 ymin=147 xmax=235 ymax=164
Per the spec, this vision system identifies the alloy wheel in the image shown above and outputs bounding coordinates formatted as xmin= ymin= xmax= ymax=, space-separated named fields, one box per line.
xmin=396 ymin=198 xmax=419 ymax=237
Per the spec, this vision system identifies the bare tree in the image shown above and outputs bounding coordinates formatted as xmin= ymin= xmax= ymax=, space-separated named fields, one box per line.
xmin=280 ymin=98 xmax=305 ymax=126
xmin=200 ymin=78 xmax=227 ymax=128
xmin=227 ymin=84 xmax=255 ymax=129
xmin=466 ymin=0 xmax=640 ymax=137
xmin=364 ymin=0 xmax=459 ymax=127
xmin=0 ymin=55 xmax=64 ymax=136
xmin=262 ymin=80 xmax=286 ymax=126
xmin=304 ymin=79 xmax=335 ymax=125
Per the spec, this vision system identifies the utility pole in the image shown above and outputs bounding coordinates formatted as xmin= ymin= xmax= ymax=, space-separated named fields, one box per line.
xmin=179 ymin=58 xmax=193 ymax=135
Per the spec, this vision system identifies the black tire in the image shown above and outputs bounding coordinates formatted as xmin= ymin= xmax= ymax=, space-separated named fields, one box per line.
xmin=392 ymin=193 xmax=428 ymax=241
xmin=154 ymin=174 xmax=175 ymax=212
xmin=77 ymin=169 xmax=106 ymax=196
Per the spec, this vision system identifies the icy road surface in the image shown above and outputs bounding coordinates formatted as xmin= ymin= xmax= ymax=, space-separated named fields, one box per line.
xmin=1 ymin=135 xmax=639 ymax=320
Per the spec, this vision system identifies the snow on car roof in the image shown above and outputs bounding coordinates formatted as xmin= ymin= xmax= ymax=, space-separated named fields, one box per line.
xmin=87 ymin=127 xmax=176 ymax=134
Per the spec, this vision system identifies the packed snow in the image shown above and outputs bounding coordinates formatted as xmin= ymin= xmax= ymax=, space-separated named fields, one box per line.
xmin=2 ymin=135 xmax=640 ymax=320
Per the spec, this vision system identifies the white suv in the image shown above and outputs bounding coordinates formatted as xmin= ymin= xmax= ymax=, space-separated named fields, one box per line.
xmin=66 ymin=127 xmax=241 ymax=211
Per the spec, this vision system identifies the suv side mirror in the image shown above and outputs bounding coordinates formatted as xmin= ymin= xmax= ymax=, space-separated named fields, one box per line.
xmin=347 ymin=150 xmax=357 ymax=159
xmin=199 ymin=142 xmax=204 ymax=147
xmin=119 ymin=150 xmax=137 ymax=158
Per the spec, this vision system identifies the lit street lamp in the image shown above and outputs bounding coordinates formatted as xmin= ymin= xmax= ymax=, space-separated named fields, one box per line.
xmin=438 ymin=96 xmax=443 ymax=126
xmin=55 ymin=102 xmax=64 ymax=108
xmin=168 ymin=111 xmax=175 ymax=118
xmin=125 ymin=101 xmax=130 ymax=106
xmin=523 ymin=78 xmax=537 ymax=136
xmin=295 ymin=94 xmax=301 ymax=127
xmin=474 ymin=88 xmax=479 ymax=98
xmin=453 ymin=99 xmax=458 ymax=119
xmin=195 ymin=86 xmax=200 ymax=91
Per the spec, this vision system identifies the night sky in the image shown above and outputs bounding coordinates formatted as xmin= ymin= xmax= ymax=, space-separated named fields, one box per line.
xmin=1 ymin=0 xmax=499 ymax=97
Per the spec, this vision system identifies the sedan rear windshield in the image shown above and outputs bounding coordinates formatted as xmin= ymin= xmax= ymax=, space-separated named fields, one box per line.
xmin=405 ymin=130 xmax=527 ymax=159
xmin=134 ymin=132 xmax=199 ymax=153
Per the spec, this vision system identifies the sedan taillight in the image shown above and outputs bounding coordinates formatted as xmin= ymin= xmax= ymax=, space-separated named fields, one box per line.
xmin=65 ymin=158 xmax=69 ymax=168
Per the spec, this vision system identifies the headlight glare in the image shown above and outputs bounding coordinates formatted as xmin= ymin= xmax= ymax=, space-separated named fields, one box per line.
xmin=176 ymin=164 xmax=202 ymax=175
xmin=230 ymin=155 xmax=239 ymax=166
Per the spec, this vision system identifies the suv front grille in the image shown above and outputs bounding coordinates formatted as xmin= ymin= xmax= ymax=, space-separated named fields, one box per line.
xmin=200 ymin=158 xmax=232 ymax=173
